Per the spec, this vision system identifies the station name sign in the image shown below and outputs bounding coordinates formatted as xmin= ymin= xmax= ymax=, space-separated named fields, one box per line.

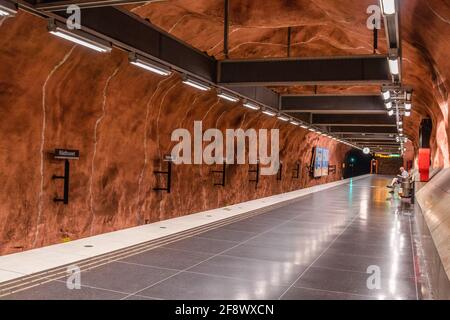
xmin=54 ymin=149 xmax=80 ymax=160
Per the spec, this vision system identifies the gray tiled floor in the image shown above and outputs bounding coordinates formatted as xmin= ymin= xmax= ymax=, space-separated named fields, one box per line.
xmin=2 ymin=176 xmax=424 ymax=300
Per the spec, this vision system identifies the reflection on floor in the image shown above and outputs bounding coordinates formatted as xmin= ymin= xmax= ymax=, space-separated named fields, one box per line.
xmin=2 ymin=176 xmax=427 ymax=300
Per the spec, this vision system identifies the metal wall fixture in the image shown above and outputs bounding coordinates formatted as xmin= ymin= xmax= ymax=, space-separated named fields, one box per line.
xmin=0 ymin=0 xmax=16 ymax=16
xmin=248 ymin=161 xmax=260 ymax=189
xmin=211 ymin=162 xmax=226 ymax=187
xmin=182 ymin=76 xmax=211 ymax=91
xmin=52 ymin=149 xmax=80 ymax=205
xmin=129 ymin=52 xmax=172 ymax=76
xmin=153 ymin=155 xmax=174 ymax=193
xmin=47 ymin=19 xmax=112 ymax=53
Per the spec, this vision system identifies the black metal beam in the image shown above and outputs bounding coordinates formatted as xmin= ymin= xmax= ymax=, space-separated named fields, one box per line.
xmin=223 ymin=0 xmax=229 ymax=59
xmin=281 ymin=95 xmax=385 ymax=114
xmin=218 ymin=55 xmax=391 ymax=86
xmin=54 ymin=6 xmax=216 ymax=81
xmin=225 ymin=86 xmax=279 ymax=108
xmin=329 ymin=126 xmax=398 ymax=134
xmin=35 ymin=0 xmax=149 ymax=10
xmin=311 ymin=114 xmax=396 ymax=126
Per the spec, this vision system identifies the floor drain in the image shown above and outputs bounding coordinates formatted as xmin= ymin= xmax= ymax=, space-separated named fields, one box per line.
xmin=84 ymin=245 xmax=94 ymax=248
xmin=160 ymin=226 xmax=167 ymax=229
xmin=206 ymin=215 xmax=212 ymax=217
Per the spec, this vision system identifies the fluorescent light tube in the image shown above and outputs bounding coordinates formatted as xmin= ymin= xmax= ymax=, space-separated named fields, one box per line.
xmin=382 ymin=91 xmax=391 ymax=100
xmin=48 ymin=20 xmax=112 ymax=53
xmin=182 ymin=78 xmax=211 ymax=91
xmin=243 ymin=102 xmax=260 ymax=110
xmin=380 ymin=0 xmax=396 ymax=15
xmin=129 ymin=54 xmax=171 ymax=76
xmin=277 ymin=115 xmax=289 ymax=122
xmin=217 ymin=91 xmax=239 ymax=102
xmin=388 ymin=58 xmax=399 ymax=75
xmin=300 ymin=125 xmax=309 ymax=129
xmin=290 ymin=121 xmax=300 ymax=126
xmin=0 ymin=1 xmax=17 ymax=16
xmin=308 ymin=128 xmax=316 ymax=132
xmin=262 ymin=110 xmax=276 ymax=117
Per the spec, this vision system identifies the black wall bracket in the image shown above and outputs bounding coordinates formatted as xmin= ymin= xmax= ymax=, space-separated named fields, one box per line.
xmin=249 ymin=162 xmax=260 ymax=189
xmin=277 ymin=162 xmax=283 ymax=181
xmin=52 ymin=149 xmax=79 ymax=205
xmin=154 ymin=156 xmax=174 ymax=193
xmin=211 ymin=163 xmax=226 ymax=187
xmin=292 ymin=162 xmax=300 ymax=179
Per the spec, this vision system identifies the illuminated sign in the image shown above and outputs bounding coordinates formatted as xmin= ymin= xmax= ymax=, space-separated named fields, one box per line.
xmin=375 ymin=154 xmax=401 ymax=158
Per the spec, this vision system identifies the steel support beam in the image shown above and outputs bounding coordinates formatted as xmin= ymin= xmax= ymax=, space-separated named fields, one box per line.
xmin=35 ymin=0 xmax=149 ymax=11
xmin=312 ymin=114 xmax=396 ymax=126
xmin=218 ymin=55 xmax=390 ymax=86
xmin=329 ymin=126 xmax=398 ymax=134
xmin=281 ymin=95 xmax=385 ymax=114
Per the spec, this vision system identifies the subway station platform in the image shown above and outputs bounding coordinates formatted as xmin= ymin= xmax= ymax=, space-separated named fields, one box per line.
xmin=0 ymin=175 xmax=429 ymax=300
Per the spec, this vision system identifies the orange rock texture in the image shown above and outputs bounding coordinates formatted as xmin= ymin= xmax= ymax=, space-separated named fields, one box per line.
xmin=127 ymin=0 xmax=450 ymax=166
xmin=0 ymin=11 xmax=349 ymax=254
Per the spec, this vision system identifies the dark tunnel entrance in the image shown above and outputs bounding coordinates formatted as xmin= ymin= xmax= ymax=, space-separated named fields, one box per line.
xmin=343 ymin=149 xmax=372 ymax=179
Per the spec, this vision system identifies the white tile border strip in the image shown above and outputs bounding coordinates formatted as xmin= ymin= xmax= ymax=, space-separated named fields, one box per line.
xmin=0 ymin=174 xmax=371 ymax=284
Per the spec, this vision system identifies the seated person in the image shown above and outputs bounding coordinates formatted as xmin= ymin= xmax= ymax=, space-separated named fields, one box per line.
xmin=387 ymin=167 xmax=409 ymax=193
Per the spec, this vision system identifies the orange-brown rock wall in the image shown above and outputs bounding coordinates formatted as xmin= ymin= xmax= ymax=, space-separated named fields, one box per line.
xmin=0 ymin=12 xmax=349 ymax=255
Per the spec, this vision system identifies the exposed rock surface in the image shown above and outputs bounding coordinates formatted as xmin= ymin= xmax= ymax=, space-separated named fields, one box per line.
xmin=127 ymin=0 xmax=450 ymax=166
xmin=0 ymin=12 xmax=349 ymax=254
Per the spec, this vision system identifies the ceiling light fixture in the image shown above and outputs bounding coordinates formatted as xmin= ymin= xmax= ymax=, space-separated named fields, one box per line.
xmin=388 ymin=109 xmax=394 ymax=116
xmin=48 ymin=20 xmax=112 ymax=53
xmin=380 ymin=0 xmax=396 ymax=15
xmin=0 ymin=0 xmax=16 ymax=16
xmin=385 ymin=102 xmax=393 ymax=109
xmin=129 ymin=53 xmax=171 ymax=76
xmin=262 ymin=109 xmax=276 ymax=117
xmin=182 ymin=77 xmax=211 ymax=91
xmin=217 ymin=90 xmax=239 ymax=102
xmin=382 ymin=91 xmax=391 ymax=100
xmin=405 ymin=111 xmax=411 ymax=117
xmin=243 ymin=101 xmax=260 ymax=110
xmin=388 ymin=58 xmax=400 ymax=75
xmin=290 ymin=120 xmax=300 ymax=126
xmin=277 ymin=115 xmax=289 ymax=122
xmin=405 ymin=103 xmax=412 ymax=110
xmin=300 ymin=124 xmax=309 ymax=129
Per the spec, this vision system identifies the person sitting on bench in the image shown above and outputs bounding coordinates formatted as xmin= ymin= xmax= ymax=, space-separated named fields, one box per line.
xmin=387 ymin=167 xmax=409 ymax=193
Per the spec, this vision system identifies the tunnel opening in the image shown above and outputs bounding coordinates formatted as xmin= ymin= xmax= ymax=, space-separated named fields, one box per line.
xmin=343 ymin=149 xmax=372 ymax=179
